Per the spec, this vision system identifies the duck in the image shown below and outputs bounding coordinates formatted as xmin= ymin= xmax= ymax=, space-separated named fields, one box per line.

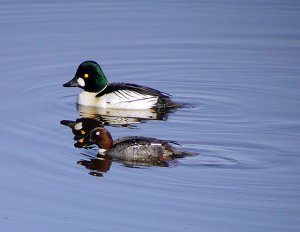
xmin=63 ymin=61 xmax=182 ymax=110
xmin=79 ymin=127 xmax=196 ymax=165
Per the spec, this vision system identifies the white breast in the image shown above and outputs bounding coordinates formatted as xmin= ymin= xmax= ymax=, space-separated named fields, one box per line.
xmin=78 ymin=90 xmax=158 ymax=110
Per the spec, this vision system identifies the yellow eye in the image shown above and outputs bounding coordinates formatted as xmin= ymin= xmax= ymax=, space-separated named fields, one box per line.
xmin=81 ymin=130 xmax=85 ymax=135
xmin=84 ymin=73 xmax=89 ymax=78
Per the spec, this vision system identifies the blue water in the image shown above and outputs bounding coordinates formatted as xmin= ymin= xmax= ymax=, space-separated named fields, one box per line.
xmin=1 ymin=1 xmax=300 ymax=231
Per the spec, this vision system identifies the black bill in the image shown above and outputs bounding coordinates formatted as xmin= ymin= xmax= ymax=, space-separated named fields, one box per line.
xmin=63 ymin=77 xmax=80 ymax=87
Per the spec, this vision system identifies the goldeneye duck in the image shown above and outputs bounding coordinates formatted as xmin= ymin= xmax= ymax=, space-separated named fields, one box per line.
xmin=80 ymin=127 xmax=196 ymax=164
xmin=63 ymin=61 xmax=182 ymax=110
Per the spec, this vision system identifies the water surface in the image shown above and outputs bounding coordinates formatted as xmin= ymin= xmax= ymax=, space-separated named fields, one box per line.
xmin=1 ymin=1 xmax=300 ymax=231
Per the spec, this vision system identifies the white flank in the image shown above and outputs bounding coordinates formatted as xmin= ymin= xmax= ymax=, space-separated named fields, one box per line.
xmin=78 ymin=89 xmax=158 ymax=110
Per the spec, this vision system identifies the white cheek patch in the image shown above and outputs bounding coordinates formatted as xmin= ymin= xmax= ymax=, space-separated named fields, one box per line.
xmin=74 ymin=122 xmax=83 ymax=130
xmin=77 ymin=78 xmax=85 ymax=87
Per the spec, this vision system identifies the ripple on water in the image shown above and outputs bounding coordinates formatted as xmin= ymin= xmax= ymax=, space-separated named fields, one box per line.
xmin=1 ymin=1 xmax=299 ymax=231
xmin=6 ymin=60 xmax=287 ymax=177
xmin=20 ymin=82 xmax=76 ymax=112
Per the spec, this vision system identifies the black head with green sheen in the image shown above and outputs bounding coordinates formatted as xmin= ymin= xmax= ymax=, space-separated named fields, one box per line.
xmin=63 ymin=61 xmax=108 ymax=92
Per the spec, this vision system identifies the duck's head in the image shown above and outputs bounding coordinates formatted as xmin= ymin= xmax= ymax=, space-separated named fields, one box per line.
xmin=63 ymin=61 xmax=108 ymax=92
xmin=80 ymin=127 xmax=113 ymax=150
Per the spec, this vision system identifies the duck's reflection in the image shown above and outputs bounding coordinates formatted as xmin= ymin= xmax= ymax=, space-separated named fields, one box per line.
xmin=77 ymin=153 xmax=171 ymax=177
xmin=77 ymin=104 xmax=175 ymax=124
xmin=61 ymin=103 xmax=176 ymax=142
xmin=77 ymin=154 xmax=112 ymax=177
xmin=61 ymin=117 xmax=104 ymax=141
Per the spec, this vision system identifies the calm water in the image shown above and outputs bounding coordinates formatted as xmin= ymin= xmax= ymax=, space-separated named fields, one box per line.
xmin=1 ymin=1 xmax=300 ymax=231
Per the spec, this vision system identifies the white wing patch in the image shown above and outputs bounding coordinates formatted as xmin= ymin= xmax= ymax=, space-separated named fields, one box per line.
xmin=150 ymin=143 xmax=161 ymax=146
xmin=102 ymin=90 xmax=158 ymax=109
xmin=108 ymin=90 xmax=152 ymax=102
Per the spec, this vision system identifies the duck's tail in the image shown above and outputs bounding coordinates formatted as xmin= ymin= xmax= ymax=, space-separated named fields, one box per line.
xmin=175 ymin=151 xmax=199 ymax=158
xmin=164 ymin=142 xmax=199 ymax=158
